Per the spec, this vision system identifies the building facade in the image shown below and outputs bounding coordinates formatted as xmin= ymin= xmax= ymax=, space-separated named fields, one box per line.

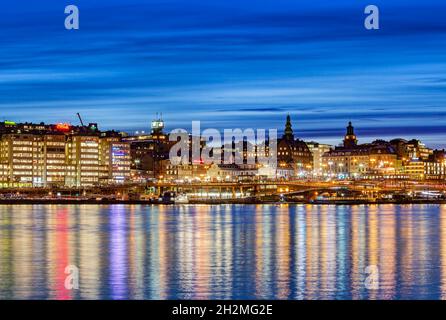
xmin=322 ymin=122 xmax=399 ymax=179
xmin=305 ymin=141 xmax=333 ymax=177
xmin=66 ymin=135 xmax=100 ymax=187
xmin=99 ymin=135 xmax=131 ymax=185
xmin=0 ymin=120 xmax=131 ymax=188
xmin=277 ymin=115 xmax=313 ymax=177
xmin=0 ymin=133 xmax=67 ymax=187
xmin=124 ymin=116 xmax=172 ymax=178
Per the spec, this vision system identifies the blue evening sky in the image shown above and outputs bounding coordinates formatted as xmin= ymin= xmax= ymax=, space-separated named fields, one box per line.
xmin=1 ymin=0 xmax=446 ymax=147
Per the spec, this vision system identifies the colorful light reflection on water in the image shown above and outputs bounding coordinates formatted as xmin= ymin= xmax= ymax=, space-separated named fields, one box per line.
xmin=0 ymin=204 xmax=446 ymax=300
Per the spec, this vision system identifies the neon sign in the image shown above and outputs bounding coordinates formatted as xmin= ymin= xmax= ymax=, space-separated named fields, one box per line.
xmin=55 ymin=123 xmax=71 ymax=132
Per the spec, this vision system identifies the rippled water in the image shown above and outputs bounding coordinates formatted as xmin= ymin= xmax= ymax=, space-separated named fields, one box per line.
xmin=0 ymin=204 xmax=445 ymax=300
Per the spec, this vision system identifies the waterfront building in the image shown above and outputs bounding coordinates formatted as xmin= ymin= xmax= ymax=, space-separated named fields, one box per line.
xmin=257 ymin=163 xmax=277 ymax=179
xmin=207 ymin=163 xmax=258 ymax=182
xmin=163 ymin=159 xmax=178 ymax=180
xmin=401 ymin=159 xmax=446 ymax=180
xmin=426 ymin=150 xmax=446 ymax=179
xmin=322 ymin=122 xmax=399 ymax=179
xmin=424 ymin=161 xmax=446 ymax=180
xmin=305 ymin=141 xmax=333 ymax=176
xmin=0 ymin=133 xmax=43 ymax=187
xmin=124 ymin=115 xmax=172 ymax=178
xmin=220 ymin=140 xmax=266 ymax=165
xmin=276 ymin=162 xmax=295 ymax=180
xmin=403 ymin=150 xmax=446 ymax=180
xmin=0 ymin=163 xmax=8 ymax=187
xmin=403 ymin=160 xmax=425 ymax=180
xmin=177 ymin=163 xmax=207 ymax=181
xmin=65 ymin=135 xmax=100 ymax=187
xmin=164 ymin=162 xmax=209 ymax=182
xmin=0 ymin=120 xmax=130 ymax=188
xmin=389 ymin=139 xmax=445 ymax=180
xmin=277 ymin=115 xmax=313 ymax=177
xmin=391 ymin=139 xmax=433 ymax=161
xmin=0 ymin=132 xmax=66 ymax=187
xmin=41 ymin=134 xmax=67 ymax=187
xmin=99 ymin=134 xmax=131 ymax=184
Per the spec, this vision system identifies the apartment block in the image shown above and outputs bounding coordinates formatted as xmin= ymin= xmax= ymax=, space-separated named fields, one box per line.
xmin=0 ymin=120 xmax=131 ymax=188
xmin=0 ymin=132 xmax=67 ymax=187
xmin=99 ymin=136 xmax=131 ymax=184
xmin=66 ymin=135 xmax=100 ymax=187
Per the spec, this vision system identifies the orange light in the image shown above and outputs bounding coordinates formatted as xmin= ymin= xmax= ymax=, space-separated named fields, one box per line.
xmin=55 ymin=123 xmax=71 ymax=131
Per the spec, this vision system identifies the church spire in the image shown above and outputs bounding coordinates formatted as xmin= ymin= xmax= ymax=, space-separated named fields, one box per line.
xmin=346 ymin=121 xmax=354 ymax=135
xmin=284 ymin=114 xmax=294 ymax=140
xmin=343 ymin=121 xmax=357 ymax=148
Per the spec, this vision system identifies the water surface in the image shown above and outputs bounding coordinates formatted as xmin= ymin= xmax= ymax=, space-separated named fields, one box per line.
xmin=0 ymin=204 xmax=445 ymax=300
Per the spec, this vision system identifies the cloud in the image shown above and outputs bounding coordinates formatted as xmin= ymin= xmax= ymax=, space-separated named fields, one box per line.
xmin=0 ymin=0 xmax=446 ymax=147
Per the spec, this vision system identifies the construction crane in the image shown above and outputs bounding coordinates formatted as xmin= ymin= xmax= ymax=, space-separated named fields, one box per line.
xmin=76 ymin=113 xmax=85 ymax=126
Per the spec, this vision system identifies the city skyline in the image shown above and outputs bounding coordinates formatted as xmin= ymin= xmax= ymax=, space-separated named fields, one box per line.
xmin=1 ymin=0 xmax=446 ymax=148
xmin=1 ymin=116 xmax=444 ymax=152
xmin=4 ymin=0 xmax=446 ymax=305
